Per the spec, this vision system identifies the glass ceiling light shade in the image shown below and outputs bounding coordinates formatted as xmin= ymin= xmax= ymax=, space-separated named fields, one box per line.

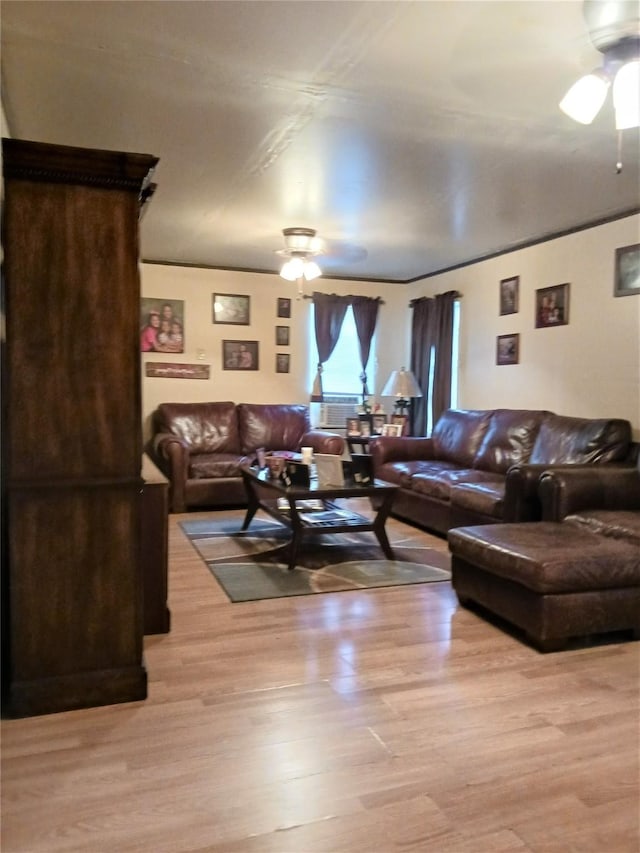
xmin=559 ymin=71 xmax=610 ymax=124
xmin=613 ymin=59 xmax=640 ymax=128
xmin=278 ymin=227 xmax=323 ymax=281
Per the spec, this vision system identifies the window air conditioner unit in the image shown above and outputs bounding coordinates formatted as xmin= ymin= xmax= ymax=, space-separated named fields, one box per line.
xmin=318 ymin=395 xmax=360 ymax=427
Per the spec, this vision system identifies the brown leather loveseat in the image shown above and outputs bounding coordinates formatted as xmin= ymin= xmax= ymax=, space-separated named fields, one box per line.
xmin=149 ymin=401 xmax=345 ymax=512
xmin=370 ymin=407 xmax=633 ymax=535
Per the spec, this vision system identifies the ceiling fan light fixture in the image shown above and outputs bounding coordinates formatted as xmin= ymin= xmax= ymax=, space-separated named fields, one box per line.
xmin=302 ymin=259 xmax=322 ymax=281
xmin=613 ymin=59 xmax=640 ymax=128
xmin=559 ymin=71 xmax=610 ymax=124
xmin=278 ymin=227 xmax=323 ymax=281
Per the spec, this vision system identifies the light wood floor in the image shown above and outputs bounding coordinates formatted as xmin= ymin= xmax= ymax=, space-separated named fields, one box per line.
xmin=2 ymin=508 xmax=639 ymax=853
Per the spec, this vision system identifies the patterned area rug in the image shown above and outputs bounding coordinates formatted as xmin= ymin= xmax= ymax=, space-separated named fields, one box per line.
xmin=180 ymin=506 xmax=451 ymax=602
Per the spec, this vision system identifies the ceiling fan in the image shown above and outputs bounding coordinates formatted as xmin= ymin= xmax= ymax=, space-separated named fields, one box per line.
xmin=275 ymin=227 xmax=368 ymax=287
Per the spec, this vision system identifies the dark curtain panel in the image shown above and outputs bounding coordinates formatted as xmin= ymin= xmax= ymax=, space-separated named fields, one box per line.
xmin=310 ymin=292 xmax=350 ymax=401
xmin=410 ymin=297 xmax=433 ymax=435
xmin=410 ymin=290 xmax=458 ymax=434
xmin=351 ymin=296 xmax=381 ymax=402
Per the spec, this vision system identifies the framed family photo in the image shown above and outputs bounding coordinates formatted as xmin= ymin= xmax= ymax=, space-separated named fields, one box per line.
xmin=381 ymin=423 xmax=403 ymax=437
xmin=222 ymin=340 xmax=259 ymax=370
xmin=372 ymin=413 xmax=388 ymax=434
xmin=614 ymin=243 xmax=640 ymax=297
xmin=140 ymin=297 xmax=185 ymax=353
xmin=496 ymin=333 xmax=520 ymax=365
xmin=535 ymin=283 xmax=569 ymax=328
xmin=275 ymin=353 xmax=290 ymax=373
xmin=499 ymin=276 xmax=519 ymax=315
xmin=277 ymin=297 xmax=292 ymax=318
xmin=275 ymin=325 xmax=290 ymax=346
xmin=213 ymin=293 xmax=250 ymax=325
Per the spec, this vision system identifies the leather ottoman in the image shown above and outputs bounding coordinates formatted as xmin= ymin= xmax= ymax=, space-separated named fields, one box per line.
xmin=448 ymin=522 xmax=640 ymax=651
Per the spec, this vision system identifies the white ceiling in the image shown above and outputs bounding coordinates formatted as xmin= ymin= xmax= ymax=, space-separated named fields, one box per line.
xmin=2 ymin=0 xmax=639 ymax=282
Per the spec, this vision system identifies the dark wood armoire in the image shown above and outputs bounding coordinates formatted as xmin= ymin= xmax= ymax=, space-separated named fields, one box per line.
xmin=1 ymin=138 xmax=159 ymax=717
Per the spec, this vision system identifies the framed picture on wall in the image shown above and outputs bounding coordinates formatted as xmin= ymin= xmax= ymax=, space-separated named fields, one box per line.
xmin=499 ymin=276 xmax=519 ymax=315
xmin=614 ymin=243 xmax=640 ymax=297
xmin=213 ymin=293 xmax=250 ymax=325
xmin=276 ymin=353 xmax=290 ymax=373
xmin=535 ymin=283 xmax=569 ymax=328
xmin=496 ymin=333 xmax=520 ymax=365
xmin=140 ymin=297 xmax=185 ymax=353
xmin=222 ymin=340 xmax=259 ymax=370
xmin=277 ymin=297 xmax=292 ymax=318
xmin=275 ymin=325 xmax=290 ymax=346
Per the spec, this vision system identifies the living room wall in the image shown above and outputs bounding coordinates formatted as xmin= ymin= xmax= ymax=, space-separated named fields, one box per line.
xmin=408 ymin=213 xmax=640 ymax=438
xmin=139 ymin=264 xmax=408 ymax=439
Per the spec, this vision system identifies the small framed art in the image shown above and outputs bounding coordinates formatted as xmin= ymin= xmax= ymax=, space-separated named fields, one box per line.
xmin=277 ymin=297 xmax=291 ymax=318
xmin=222 ymin=340 xmax=259 ymax=370
xmin=496 ymin=333 xmax=520 ymax=365
xmin=276 ymin=353 xmax=290 ymax=373
xmin=371 ymin=413 xmax=388 ymax=435
xmin=499 ymin=276 xmax=519 ymax=315
xmin=614 ymin=243 xmax=640 ymax=297
xmin=382 ymin=423 xmax=403 ymax=437
xmin=213 ymin=293 xmax=250 ymax=325
xmin=535 ymin=283 xmax=569 ymax=328
xmin=346 ymin=417 xmax=361 ymax=436
xmin=276 ymin=325 xmax=290 ymax=346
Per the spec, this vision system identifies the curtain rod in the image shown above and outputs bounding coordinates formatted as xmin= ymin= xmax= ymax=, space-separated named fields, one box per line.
xmin=302 ymin=293 xmax=386 ymax=304
xmin=409 ymin=290 xmax=462 ymax=307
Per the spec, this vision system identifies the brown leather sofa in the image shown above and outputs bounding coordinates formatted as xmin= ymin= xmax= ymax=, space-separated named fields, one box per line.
xmin=149 ymin=401 xmax=345 ymax=512
xmin=447 ymin=464 xmax=640 ymax=651
xmin=369 ymin=408 xmax=633 ymax=535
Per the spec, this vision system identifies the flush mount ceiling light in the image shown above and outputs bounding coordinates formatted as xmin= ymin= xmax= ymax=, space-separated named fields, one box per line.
xmin=560 ymin=0 xmax=640 ymax=169
xmin=277 ymin=227 xmax=323 ymax=282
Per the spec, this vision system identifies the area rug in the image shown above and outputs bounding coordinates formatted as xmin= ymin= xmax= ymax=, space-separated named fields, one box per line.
xmin=180 ymin=507 xmax=451 ymax=602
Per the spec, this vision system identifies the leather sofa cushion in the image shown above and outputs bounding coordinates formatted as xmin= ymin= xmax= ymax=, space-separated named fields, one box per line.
xmin=155 ymin=401 xmax=241 ymax=454
xmin=529 ymin=415 xmax=631 ymax=465
xmin=449 ymin=476 xmax=506 ymax=518
xmin=238 ymin=403 xmax=309 ymax=453
xmin=448 ymin=523 xmax=640 ymax=593
xmin=473 ymin=409 xmax=547 ymax=473
xmin=411 ymin=468 xmax=498 ymax=502
xmin=189 ymin=452 xmax=254 ymax=479
xmin=565 ymin=510 xmax=640 ymax=544
xmin=431 ymin=409 xmax=492 ymax=467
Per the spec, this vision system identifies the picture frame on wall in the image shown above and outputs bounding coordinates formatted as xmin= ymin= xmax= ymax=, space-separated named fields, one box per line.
xmin=213 ymin=293 xmax=250 ymax=325
xmin=275 ymin=353 xmax=290 ymax=373
xmin=496 ymin=333 xmax=520 ymax=365
xmin=499 ymin=276 xmax=519 ymax=315
xmin=613 ymin=243 xmax=640 ymax=297
xmin=277 ymin=297 xmax=292 ymax=318
xmin=222 ymin=339 xmax=259 ymax=370
xmin=140 ymin=297 xmax=185 ymax=353
xmin=275 ymin=325 xmax=290 ymax=346
xmin=535 ymin=283 xmax=570 ymax=328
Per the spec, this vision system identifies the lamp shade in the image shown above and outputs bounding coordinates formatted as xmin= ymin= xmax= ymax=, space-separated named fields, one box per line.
xmin=613 ymin=59 xmax=640 ymax=129
xmin=381 ymin=367 xmax=423 ymax=399
xmin=559 ymin=71 xmax=610 ymax=124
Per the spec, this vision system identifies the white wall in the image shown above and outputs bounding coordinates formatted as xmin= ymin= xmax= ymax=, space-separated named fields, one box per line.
xmin=408 ymin=214 xmax=640 ymax=438
xmin=141 ymin=213 xmax=640 ymax=441
xmin=140 ymin=264 xmax=408 ymax=438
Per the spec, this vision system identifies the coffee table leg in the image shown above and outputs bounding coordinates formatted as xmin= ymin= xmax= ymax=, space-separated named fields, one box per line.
xmin=241 ymin=481 xmax=259 ymax=531
xmin=372 ymin=492 xmax=395 ymax=559
xmin=287 ymin=500 xmax=303 ymax=570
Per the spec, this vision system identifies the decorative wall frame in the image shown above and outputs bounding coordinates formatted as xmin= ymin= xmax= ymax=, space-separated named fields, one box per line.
xmin=213 ymin=293 xmax=250 ymax=325
xmin=535 ymin=283 xmax=570 ymax=328
xmin=145 ymin=362 xmax=209 ymax=379
xmin=276 ymin=325 xmax=290 ymax=346
xmin=277 ymin=297 xmax=291 ymax=318
xmin=222 ymin=339 xmax=259 ymax=370
xmin=496 ymin=333 xmax=520 ymax=365
xmin=276 ymin=353 xmax=290 ymax=373
xmin=140 ymin=297 xmax=185 ymax=353
xmin=614 ymin=243 xmax=640 ymax=297
xmin=499 ymin=276 xmax=519 ymax=315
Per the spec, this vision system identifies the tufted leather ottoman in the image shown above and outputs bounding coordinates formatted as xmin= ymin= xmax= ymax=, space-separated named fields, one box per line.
xmin=448 ymin=522 xmax=640 ymax=651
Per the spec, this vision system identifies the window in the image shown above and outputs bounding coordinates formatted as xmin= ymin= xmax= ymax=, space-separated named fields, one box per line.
xmin=308 ymin=306 xmax=376 ymax=395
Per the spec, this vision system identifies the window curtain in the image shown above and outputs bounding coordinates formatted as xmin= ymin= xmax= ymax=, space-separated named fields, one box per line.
xmin=410 ymin=290 xmax=458 ymax=434
xmin=351 ymin=296 xmax=381 ymax=404
xmin=310 ymin=292 xmax=350 ymax=401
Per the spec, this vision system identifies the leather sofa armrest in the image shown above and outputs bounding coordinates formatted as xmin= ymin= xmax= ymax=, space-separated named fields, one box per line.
xmin=369 ymin=436 xmax=434 ymax=467
xmin=152 ymin=433 xmax=190 ymax=513
xmin=301 ymin=429 xmax=345 ymax=456
xmin=539 ymin=465 xmax=640 ymax=521
xmin=504 ymin=463 xmax=559 ymax=522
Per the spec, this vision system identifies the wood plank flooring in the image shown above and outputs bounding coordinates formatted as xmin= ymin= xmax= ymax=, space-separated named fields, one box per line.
xmin=2 ymin=506 xmax=639 ymax=852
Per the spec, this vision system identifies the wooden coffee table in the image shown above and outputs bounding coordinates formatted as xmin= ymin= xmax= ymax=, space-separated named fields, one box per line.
xmin=240 ymin=466 xmax=398 ymax=571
